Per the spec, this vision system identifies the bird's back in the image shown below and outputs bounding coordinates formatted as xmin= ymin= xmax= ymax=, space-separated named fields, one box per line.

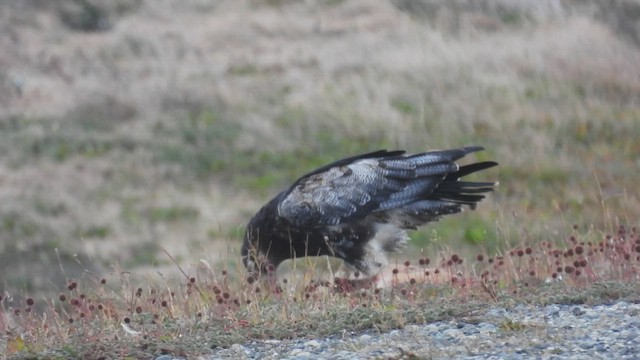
xmin=242 ymin=146 xmax=498 ymax=277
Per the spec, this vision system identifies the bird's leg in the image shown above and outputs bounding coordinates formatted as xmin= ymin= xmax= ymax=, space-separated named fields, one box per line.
xmin=331 ymin=262 xmax=379 ymax=292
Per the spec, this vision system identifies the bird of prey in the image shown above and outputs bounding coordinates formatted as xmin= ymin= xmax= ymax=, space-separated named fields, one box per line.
xmin=242 ymin=146 xmax=497 ymax=279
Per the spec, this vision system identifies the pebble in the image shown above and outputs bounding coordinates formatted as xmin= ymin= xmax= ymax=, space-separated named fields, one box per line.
xmin=205 ymin=301 xmax=640 ymax=359
xmin=154 ymin=356 xmax=176 ymax=360
xmin=544 ymin=304 xmax=561 ymax=316
xmin=477 ymin=322 xmax=497 ymax=334
xmin=304 ymin=340 xmax=321 ymax=349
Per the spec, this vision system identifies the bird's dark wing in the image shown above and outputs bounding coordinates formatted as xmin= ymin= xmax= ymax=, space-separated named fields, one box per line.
xmin=277 ymin=146 xmax=495 ymax=228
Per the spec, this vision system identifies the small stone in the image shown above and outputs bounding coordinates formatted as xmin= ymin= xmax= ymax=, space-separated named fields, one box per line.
xmin=532 ymin=342 xmax=549 ymax=350
xmin=478 ymin=322 xmax=497 ymax=331
xmin=545 ymin=305 xmax=561 ymax=317
xmin=442 ymin=328 xmax=464 ymax=339
xmin=288 ymin=348 xmax=303 ymax=356
xmin=428 ymin=323 xmax=449 ymax=333
xmin=154 ymin=356 xmax=174 ymax=360
xmin=623 ymin=330 xmax=639 ymax=341
xmin=229 ymin=343 xmax=251 ymax=358
xmin=304 ymin=340 xmax=322 ymax=349
xmin=514 ymin=304 xmax=529 ymax=312
xmin=334 ymin=351 xmax=356 ymax=359
xmin=503 ymin=354 xmax=525 ymax=360
xmin=613 ymin=301 xmax=629 ymax=310
xmin=405 ymin=324 xmax=421 ymax=333
xmin=290 ymin=350 xmax=313 ymax=358
xmin=572 ymin=306 xmax=586 ymax=316
xmin=486 ymin=308 xmax=508 ymax=317
xmin=579 ymin=340 xmax=596 ymax=350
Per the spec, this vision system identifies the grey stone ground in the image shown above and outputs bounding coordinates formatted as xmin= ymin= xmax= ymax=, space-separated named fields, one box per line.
xmin=186 ymin=301 xmax=640 ymax=359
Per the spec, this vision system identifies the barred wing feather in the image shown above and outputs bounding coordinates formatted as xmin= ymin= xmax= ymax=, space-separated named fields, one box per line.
xmin=277 ymin=146 xmax=496 ymax=228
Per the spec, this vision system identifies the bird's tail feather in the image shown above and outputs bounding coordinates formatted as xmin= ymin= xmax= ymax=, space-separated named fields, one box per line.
xmin=431 ymin=161 xmax=498 ymax=209
xmin=447 ymin=161 xmax=499 ymax=180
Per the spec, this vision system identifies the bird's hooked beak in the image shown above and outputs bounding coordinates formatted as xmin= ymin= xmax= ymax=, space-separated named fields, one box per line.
xmin=242 ymin=223 xmax=279 ymax=278
xmin=241 ymin=243 xmax=276 ymax=278
xmin=242 ymin=252 xmax=259 ymax=276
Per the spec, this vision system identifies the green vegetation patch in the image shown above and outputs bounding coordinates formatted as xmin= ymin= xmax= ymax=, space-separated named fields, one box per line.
xmin=147 ymin=206 xmax=200 ymax=223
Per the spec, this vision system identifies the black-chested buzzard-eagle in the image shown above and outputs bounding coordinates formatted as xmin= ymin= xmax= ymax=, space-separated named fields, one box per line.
xmin=242 ymin=146 xmax=497 ymax=279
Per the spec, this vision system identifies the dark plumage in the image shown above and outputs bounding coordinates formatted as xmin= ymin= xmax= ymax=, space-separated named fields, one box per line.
xmin=242 ymin=146 xmax=498 ymax=278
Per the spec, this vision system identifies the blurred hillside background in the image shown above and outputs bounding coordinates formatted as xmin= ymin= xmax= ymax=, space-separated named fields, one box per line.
xmin=1 ymin=0 xmax=639 ymax=297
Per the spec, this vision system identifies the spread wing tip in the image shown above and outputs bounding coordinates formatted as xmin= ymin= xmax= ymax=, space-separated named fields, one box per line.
xmin=463 ymin=145 xmax=485 ymax=154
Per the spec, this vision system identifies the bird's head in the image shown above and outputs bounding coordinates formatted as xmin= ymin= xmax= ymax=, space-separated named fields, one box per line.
xmin=241 ymin=224 xmax=278 ymax=278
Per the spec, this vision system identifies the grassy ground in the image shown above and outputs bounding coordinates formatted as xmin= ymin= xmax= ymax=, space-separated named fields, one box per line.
xmin=2 ymin=225 xmax=640 ymax=358
xmin=1 ymin=0 xmax=640 ymax=358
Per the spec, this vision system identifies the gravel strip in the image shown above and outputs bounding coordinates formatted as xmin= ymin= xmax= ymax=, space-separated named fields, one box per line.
xmin=198 ymin=301 xmax=640 ymax=360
